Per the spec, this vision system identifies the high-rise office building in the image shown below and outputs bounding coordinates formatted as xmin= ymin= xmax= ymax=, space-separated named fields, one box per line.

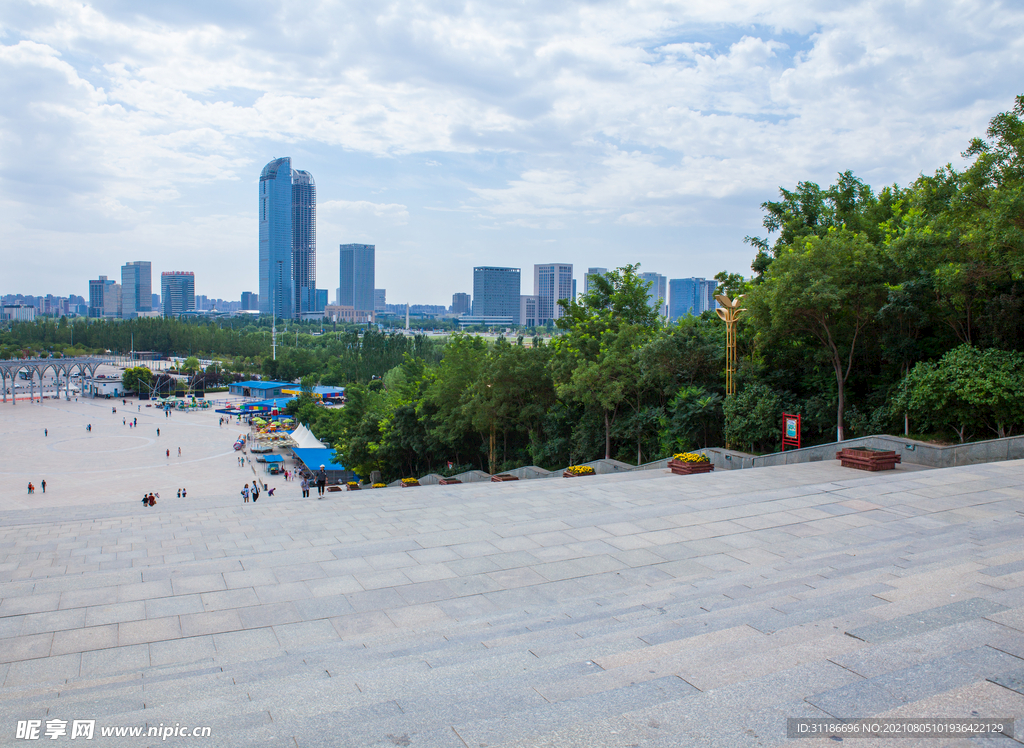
xmin=241 ymin=292 xmax=258 ymax=310
xmin=374 ymin=289 xmax=386 ymax=313
xmin=88 ymin=276 xmax=119 ymax=318
xmin=161 ymin=272 xmax=195 ymax=317
xmin=668 ymin=277 xmax=718 ymax=322
xmin=584 ymin=267 xmax=608 ymax=296
xmin=339 ymin=244 xmax=375 ymax=311
xmin=451 ymin=292 xmax=471 ymax=315
xmin=120 ymin=261 xmax=152 ymax=319
xmin=534 ymin=264 xmax=573 ymax=325
xmin=314 ymin=289 xmax=328 ymax=313
xmin=291 ymin=169 xmax=316 ymax=316
xmin=259 ymin=157 xmax=316 ymax=320
xmin=639 ymin=272 xmax=668 ymax=318
xmin=473 ymin=267 xmax=521 ymax=324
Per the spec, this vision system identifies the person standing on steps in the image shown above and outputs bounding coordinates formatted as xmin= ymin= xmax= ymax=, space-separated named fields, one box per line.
xmin=241 ymin=484 xmax=250 ymax=503
xmin=157 ymin=428 xmax=160 ymax=436
xmin=316 ymin=466 xmax=327 ymax=497
xmin=44 ymin=428 xmax=47 ymax=437
xmin=41 ymin=480 xmax=46 ymax=493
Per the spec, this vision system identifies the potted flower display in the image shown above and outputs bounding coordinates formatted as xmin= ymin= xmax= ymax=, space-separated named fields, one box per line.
xmin=401 ymin=477 xmax=420 ymax=487
xmin=668 ymin=452 xmax=714 ymax=475
xmin=372 ymin=483 xmax=387 ymax=489
xmin=563 ymin=465 xmax=596 ymax=478
xmin=346 ymin=481 xmax=360 ymax=491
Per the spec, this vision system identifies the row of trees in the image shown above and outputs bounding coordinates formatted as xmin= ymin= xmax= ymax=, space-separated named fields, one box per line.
xmin=6 ymin=95 xmax=1023 ymax=481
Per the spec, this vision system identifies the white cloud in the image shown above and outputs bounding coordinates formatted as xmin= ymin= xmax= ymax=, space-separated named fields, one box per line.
xmin=1 ymin=0 xmax=1022 ymax=301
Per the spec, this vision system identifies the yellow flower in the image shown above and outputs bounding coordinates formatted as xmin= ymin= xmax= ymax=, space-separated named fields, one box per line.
xmin=672 ymin=452 xmax=709 ymax=463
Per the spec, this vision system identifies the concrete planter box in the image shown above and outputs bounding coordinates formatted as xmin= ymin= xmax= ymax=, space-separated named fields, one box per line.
xmin=346 ymin=483 xmax=360 ymax=491
xmin=401 ymin=480 xmax=420 ymax=487
xmin=562 ymin=470 xmax=594 ymax=478
xmin=491 ymin=474 xmax=519 ymax=482
xmin=669 ymin=459 xmax=714 ymax=475
xmin=837 ymin=448 xmax=901 ymax=471
xmin=438 ymin=477 xmax=462 ymax=485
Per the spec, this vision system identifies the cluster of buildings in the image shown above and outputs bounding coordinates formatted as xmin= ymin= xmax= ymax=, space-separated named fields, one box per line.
xmin=453 ymin=266 xmax=718 ymax=328
xmin=2 ymin=156 xmax=723 ymax=328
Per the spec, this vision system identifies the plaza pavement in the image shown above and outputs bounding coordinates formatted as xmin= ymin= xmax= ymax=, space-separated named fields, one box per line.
xmin=1 ymin=393 xmax=1024 ymax=746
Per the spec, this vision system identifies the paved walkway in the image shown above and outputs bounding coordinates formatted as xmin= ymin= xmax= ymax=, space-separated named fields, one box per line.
xmin=0 ymin=384 xmax=285 ymax=511
xmin=0 ymin=427 xmax=1022 ymax=747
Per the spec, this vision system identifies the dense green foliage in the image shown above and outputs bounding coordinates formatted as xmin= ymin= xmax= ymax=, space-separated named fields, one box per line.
xmin=6 ymin=95 xmax=1024 ymax=480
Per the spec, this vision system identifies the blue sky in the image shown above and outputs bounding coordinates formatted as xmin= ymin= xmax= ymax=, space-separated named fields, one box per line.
xmin=1 ymin=0 xmax=1022 ymax=305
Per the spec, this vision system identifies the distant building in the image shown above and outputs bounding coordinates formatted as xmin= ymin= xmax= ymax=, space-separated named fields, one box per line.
xmin=639 ymin=272 xmax=668 ymax=317
xmin=451 ymin=292 xmax=471 ymax=315
xmin=161 ymin=272 xmax=196 ymax=317
xmin=534 ymin=264 xmax=573 ymax=325
xmin=339 ymin=244 xmax=375 ymax=313
xmin=473 ymin=267 xmax=521 ymax=325
xmin=151 ymin=293 xmax=160 ymax=310
xmin=323 ymin=305 xmax=375 ymax=324
xmin=120 ymin=261 xmax=152 ymax=319
xmin=374 ymin=289 xmax=386 ymax=312
xmin=520 ymin=295 xmax=539 ymax=328
xmin=584 ymin=267 xmax=608 ymax=296
xmin=292 ymin=169 xmax=317 ymax=317
xmin=668 ymin=277 xmax=718 ymax=321
xmin=88 ymin=276 xmax=120 ymax=318
xmin=241 ymin=292 xmax=258 ymax=310
xmin=1 ymin=304 xmax=36 ymax=322
xmin=314 ymin=289 xmax=328 ymax=313
xmin=259 ymin=158 xmax=315 ymax=319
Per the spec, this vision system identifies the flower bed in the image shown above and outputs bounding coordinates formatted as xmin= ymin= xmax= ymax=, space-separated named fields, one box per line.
xmin=401 ymin=477 xmax=420 ymax=487
xmin=372 ymin=483 xmax=387 ymax=489
xmin=491 ymin=474 xmax=519 ymax=482
xmin=669 ymin=452 xmax=714 ymax=475
xmin=836 ymin=448 xmax=901 ymax=471
xmin=563 ymin=465 xmax=595 ymax=477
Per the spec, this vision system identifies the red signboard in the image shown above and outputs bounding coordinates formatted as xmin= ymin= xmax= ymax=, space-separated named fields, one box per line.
xmin=782 ymin=413 xmax=801 ymax=451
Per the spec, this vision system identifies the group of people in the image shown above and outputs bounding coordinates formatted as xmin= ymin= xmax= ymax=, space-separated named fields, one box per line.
xmin=241 ymin=480 xmax=275 ymax=502
xmin=141 ymin=492 xmax=157 ymax=507
xmin=27 ymin=480 xmax=46 ymax=494
xmin=176 ymin=488 xmax=188 ymax=498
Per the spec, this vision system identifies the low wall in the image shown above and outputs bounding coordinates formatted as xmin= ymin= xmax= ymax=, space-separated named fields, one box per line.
xmin=702 ymin=434 xmax=1024 ymax=471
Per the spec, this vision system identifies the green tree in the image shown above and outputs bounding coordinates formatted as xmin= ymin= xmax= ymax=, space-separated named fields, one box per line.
xmin=749 ymin=228 xmax=890 ymax=442
xmin=121 ymin=366 xmax=153 ymax=393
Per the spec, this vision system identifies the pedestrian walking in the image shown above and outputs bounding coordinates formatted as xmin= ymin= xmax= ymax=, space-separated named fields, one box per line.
xmin=27 ymin=483 xmax=34 ymax=494
xmin=301 ymin=476 xmax=309 ymax=498
xmin=44 ymin=428 xmax=47 ymax=437
xmin=178 ymin=447 xmax=181 ymax=457
xmin=157 ymin=428 xmax=160 ymax=436
xmin=251 ymin=482 xmax=260 ymax=502
xmin=41 ymin=480 xmax=46 ymax=493
xmin=241 ymin=484 xmax=250 ymax=503
xmin=182 ymin=488 xmax=186 ymax=498
xmin=134 ymin=418 xmax=137 ymax=427
xmin=166 ymin=449 xmax=170 ymax=458
xmin=316 ymin=466 xmax=327 ymax=497
xmin=123 ymin=418 xmax=126 ymax=425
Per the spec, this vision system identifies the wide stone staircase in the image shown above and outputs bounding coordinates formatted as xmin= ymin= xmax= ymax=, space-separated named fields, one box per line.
xmin=1 ymin=461 xmax=1023 ymax=747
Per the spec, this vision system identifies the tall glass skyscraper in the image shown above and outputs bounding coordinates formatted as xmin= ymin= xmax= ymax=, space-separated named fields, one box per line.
xmin=120 ymin=261 xmax=152 ymax=319
xmin=339 ymin=244 xmax=375 ymax=311
xmin=259 ymin=158 xmax=316 ymax=320
xmin=292 ymin=170 xmax=316 ymax=315
xmin=668 ymin=277 xmax=718 ymax=322
xmin=473 ymin=267 xmax=521 ymax=324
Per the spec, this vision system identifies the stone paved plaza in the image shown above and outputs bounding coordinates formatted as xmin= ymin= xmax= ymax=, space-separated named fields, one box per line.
xmin=2 ymin=394 xmax=1024 ymax=746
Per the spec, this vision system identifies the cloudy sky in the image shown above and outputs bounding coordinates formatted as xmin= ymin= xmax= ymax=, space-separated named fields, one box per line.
xmin=2 ymin=0 xmax=1022 ymax=306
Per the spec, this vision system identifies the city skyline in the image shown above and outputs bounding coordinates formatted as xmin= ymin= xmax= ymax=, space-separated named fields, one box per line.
xmin=2 ymin=3 xmax=1022 ymax=303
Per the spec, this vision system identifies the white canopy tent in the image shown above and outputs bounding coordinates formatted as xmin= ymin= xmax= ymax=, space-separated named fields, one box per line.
xmin=290 ymin=423 xmax=327 ymax=450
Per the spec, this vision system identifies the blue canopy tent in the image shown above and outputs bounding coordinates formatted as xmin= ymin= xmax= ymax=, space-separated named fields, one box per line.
xmin=262 ymin=454 xmax=284 ymax=474
xmin=290 ymin=448 xmax=353 ymax=484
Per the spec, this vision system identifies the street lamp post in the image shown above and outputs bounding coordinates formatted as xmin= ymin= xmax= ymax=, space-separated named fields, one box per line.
xmin=715 ymin=294 xmax=746 ymax=449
